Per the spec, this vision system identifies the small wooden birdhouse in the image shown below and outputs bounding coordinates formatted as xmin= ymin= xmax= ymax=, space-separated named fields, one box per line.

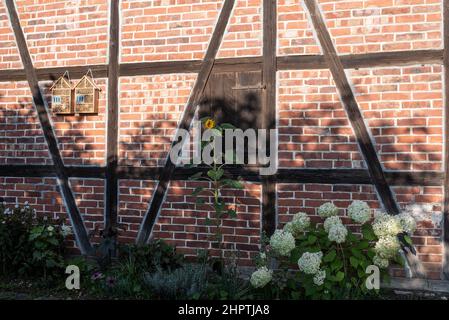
xmin=50 ymin=75 xmax=73 ymax=114
xmin=73 ymin=72 xmax=101 ymax=114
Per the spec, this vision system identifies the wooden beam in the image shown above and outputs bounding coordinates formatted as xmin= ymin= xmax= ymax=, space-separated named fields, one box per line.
xmin=119 ymin=57 xmax=262 ymax=77
xmin=136 ymin=0 xmax=237 ymax=245
xmin=0 ymin=49 xmax=442 ymax=83
xmin=0 ymin=165 xmax=443 ymax=186
xmin=104 ymin=0 xmax=120 ymax=235
xmin=4 ymin=0 xmax=93 ymax=254
xmin=277 ymin=50 xmax=444 ymax=70
xmin=443 ymin=0 xmax=449 ymax=280
xmin=261 ymin=0 xmax=277 ymax=236
xmin=303 ymin=0 xmax=400 ymax=215
xmin=0 ymin=165 xmax=106 ymax=178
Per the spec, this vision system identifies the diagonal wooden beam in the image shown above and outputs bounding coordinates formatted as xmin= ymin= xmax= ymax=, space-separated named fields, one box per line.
xmin=4 ymin=0 xmax=93 ymax=254
xmin=303 ymin=0 xmax=400 ymax=215
xmin=261 ymin=0 xmax=277 ymax=236
xmin=136 ymin=0 xmax=236 ymax=244
xmin=443 ymin=0 xmax=449 ymax=280
xmin=104 ymin=0 xmax=120 ymax=236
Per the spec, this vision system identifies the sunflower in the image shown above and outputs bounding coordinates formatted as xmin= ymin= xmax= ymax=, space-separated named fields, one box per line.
xmin=204 ymin=118 xmax=216 ymax=129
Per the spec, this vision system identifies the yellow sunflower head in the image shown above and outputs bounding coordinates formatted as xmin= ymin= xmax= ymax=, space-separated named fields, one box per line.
xmin=204 ymin=118 xmax=216 ymax=129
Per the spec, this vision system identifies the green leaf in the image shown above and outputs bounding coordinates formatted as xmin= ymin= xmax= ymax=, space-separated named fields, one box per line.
xmin=211 ymin=128 xmax=222 ymax=137
xmin=189 ymin=172 xmax=203 ymax=180
xmin=195 ymin=198 xmax=205 ymax=205
xmin=221 ymin=179 xmax=244 ymax=189
xmin=357 ymin=240 xmax=370 ymax=250
xmin=289 ymin=247 xmax=301 ymax=263
xmin=404 ymin=235 xmax=413 ymax=246
xmin=192 ymin=186 xmax=204 ymax=196
xmin=323 ymin=250 xmax=337 ymax=262
xmin=227 ymin=209 xmax=237 ymax=218
xmin=221 ymin=123 xmax=236 ymax=129
xmin=207 ymin=168 xmax=224 ymax=180
xmin=351 ymin=248 xmax=364 ymax=260
xmin=307 ymin=235 xmax=317 ymax=244
xmin=350 ymin=256 xmax=359 ymax=268
xmin=331 ymin=258 xmax=343 ymax=271
xmin=362 ymin=224 xmax=376 ymax=241
xmin=335 ymin=271 xmax=345 ymax=282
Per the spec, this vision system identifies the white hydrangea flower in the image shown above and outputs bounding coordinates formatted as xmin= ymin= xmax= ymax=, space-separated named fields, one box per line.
xmin=328 ymin=223 xmax=348 ymax=244
xmin=47 ymin=226 xmax=55 ymax=232
xmin=61 ymin=225 xmax=72 ymax=237
xmin=348 ymin=200 xmax=371 ymax=224
xmin=318 ymin=202 xmax=339 ymax=218
xmin=269 ymin=230 xmax=296 ymax=257
xmin=323 ymin=216 xmax=342 ymax=233
xmin=373 ymin=255 xmax=389 ymax=269
xmin=284 ymin=212 xmax=310 ymax=237
xmin=298 ymin=251 xmax=323 ymax=275
xmin=375 ymin=236 xmax=401 ymax=259
xmin=397 ymin=212 xmax=417 ymax=235
xmin=250 ymin=267 xmax=272 ymax=288
xmin=313 ymin=269 xmax=326 ymax=286
xmin=372 ymin=212 xmax=403 ymax=238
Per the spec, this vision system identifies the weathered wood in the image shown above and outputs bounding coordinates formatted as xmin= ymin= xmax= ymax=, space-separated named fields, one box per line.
xmin=4 ymin=0 xmax=93 ymax=254
xmin=0 ymin=165 xmax=443 ymax=186
xmin=303 ymin=0 xmax=400 ymax=215
xmin=0 ymin=165 xmax=106 ymax=178
xmin=277 ymin=50 xmax=444 ymax=70
xmin=443 ymin=0 xmax=449 ymax=280
xmin=261 ymin=0 xmax=277 ymax=236
xmin=0 ymin=49 xmax=442 ymax=83
xmin=120 ymin=57 xmax=262 ymax=77
xmin=136 ymin=0 xmax=237 ymax=245
xmin=104 ymin=0 xmax=120 ymax=233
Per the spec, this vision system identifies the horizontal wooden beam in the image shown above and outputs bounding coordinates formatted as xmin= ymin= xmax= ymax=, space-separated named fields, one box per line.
xmin=0 ymin=50 xmax=442 ymax=83
xmin=277 ymin=49 xmax=444 ymax=70
xmin=0 ymin=165 xmax=106 ymax=178
xmin=0 ymin=165 xmax=443 ymax=186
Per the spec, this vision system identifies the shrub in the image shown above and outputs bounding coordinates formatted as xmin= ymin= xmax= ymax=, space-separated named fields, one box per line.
xmin=84 ymin=240 xmax=185 ymax=298
xmin=0 ymin=202 xmax=67 ymax=280
xmin=117 ymin=240 xmax=184 ymax=273
xmin=251 ymin=201 xmax=417 ymax=300
xmin=144 ymin=264 xmax=208 ymax=300
xmin=0 ymin=202 xmax=34 ymax=276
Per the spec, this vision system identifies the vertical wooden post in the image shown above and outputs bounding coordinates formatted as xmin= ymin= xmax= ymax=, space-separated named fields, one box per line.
xmin=443 ymin=0 xmax=449 ymax=280
xmin=261 ymin=0 xmax=277 ymax=236
xmin=105 ymin=0 xmax=120 ymax=236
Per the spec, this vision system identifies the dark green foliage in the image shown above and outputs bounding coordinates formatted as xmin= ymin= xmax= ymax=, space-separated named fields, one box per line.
xmin=0 ymin=202 xmax=66 ymax=282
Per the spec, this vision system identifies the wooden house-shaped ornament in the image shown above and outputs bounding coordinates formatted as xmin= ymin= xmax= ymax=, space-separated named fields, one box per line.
xmin=73 ymin=74 xmax=101 ymax=114
xmin=50 ymin=76 xmax=73 ymax=114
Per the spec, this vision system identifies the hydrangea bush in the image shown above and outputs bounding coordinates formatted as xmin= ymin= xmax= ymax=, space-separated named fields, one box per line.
xmin=250 ymin=201 xmax=417 ymax=299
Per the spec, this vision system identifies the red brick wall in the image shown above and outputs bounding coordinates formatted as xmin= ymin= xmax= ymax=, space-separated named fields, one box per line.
xmin=0 ymin=0 xmax=446 ymax=278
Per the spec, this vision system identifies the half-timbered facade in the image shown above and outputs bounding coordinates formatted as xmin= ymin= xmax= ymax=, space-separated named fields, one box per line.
xmin=0 ymin=0 xmax=448 ymax=286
